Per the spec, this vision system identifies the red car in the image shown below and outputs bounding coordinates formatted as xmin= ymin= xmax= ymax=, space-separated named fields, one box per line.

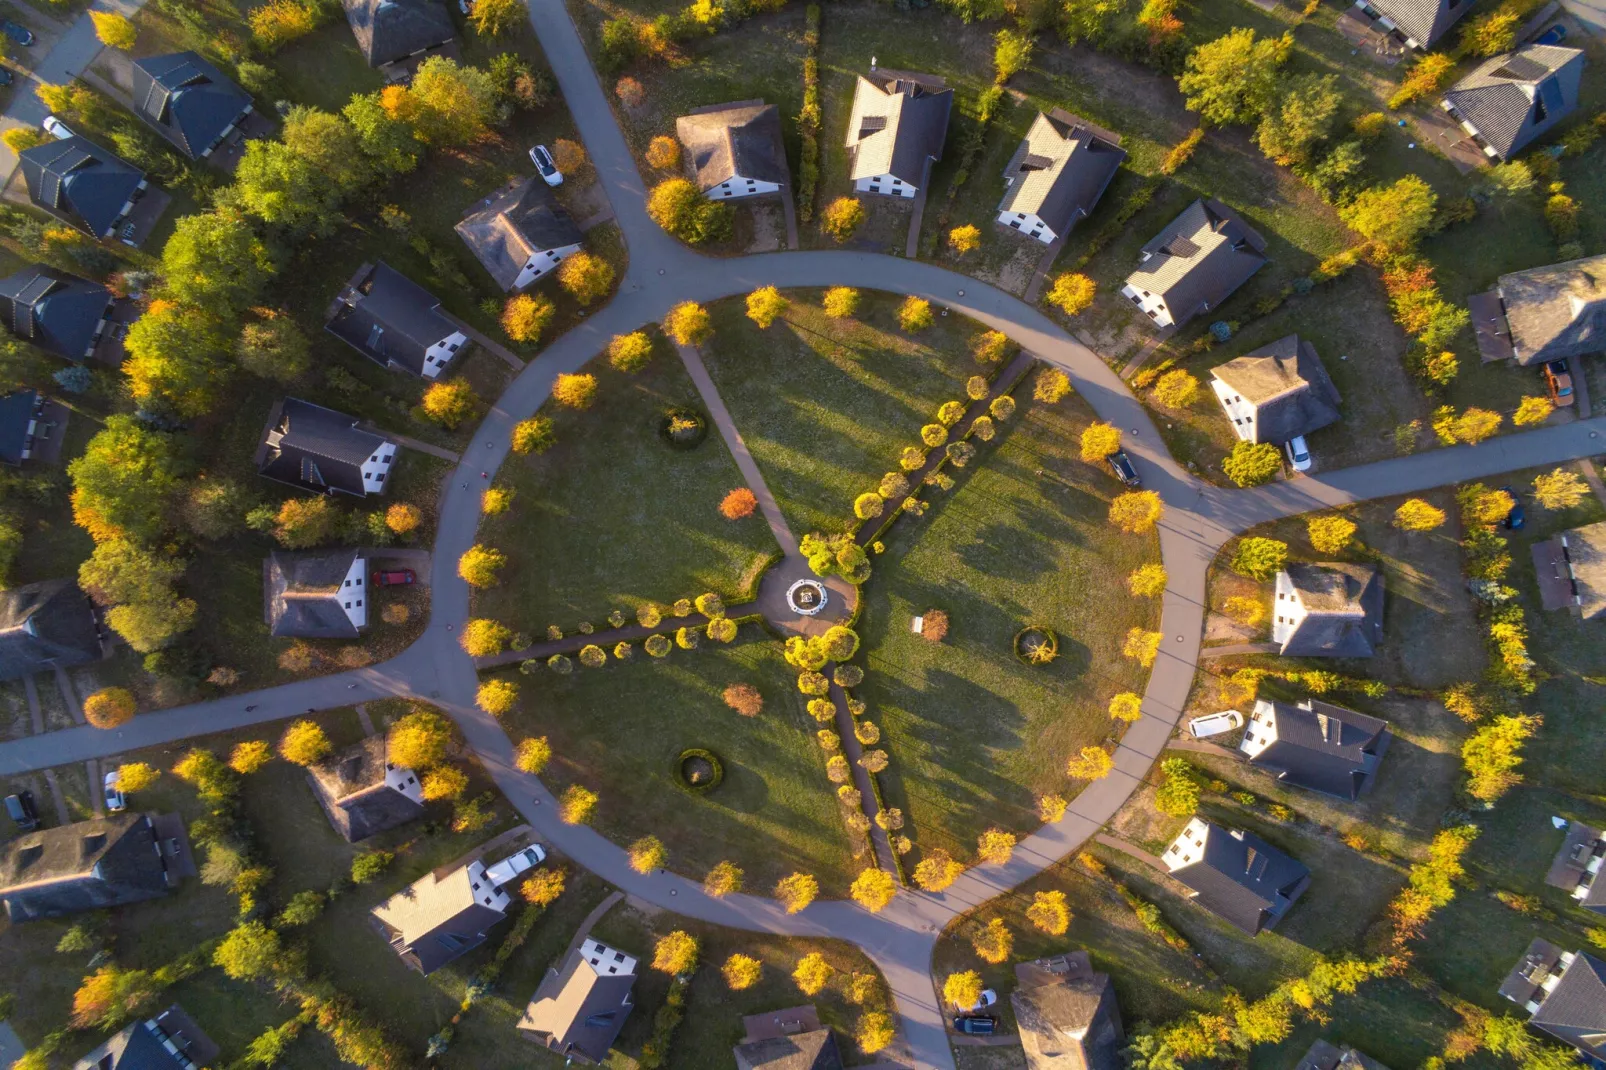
xmin=372 ymin=568 xmax=416 ymax=587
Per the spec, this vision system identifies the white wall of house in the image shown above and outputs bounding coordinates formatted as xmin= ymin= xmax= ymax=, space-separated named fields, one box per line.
xmin=1272 ymin=570 xmax=1305 ymax=646
xmin=1574 ymin=854 xmax=1604 ymax=903
xmin=385 ymin=762 xmax=424 ymax=803
xmin=360 ymin=443 xmax=396 ymax=495
xmin=1210 ymin=376 xmax=1258 ymax=441
xmin=1351 ymin=0 xmax=1423 ymax=47
xmin=1121 ymin=282 xmax=1173 ymax=327
xmin=855 ymin=173 xmax=916 ymax=198
xmin=1239 ymin=699 xmax=1280 ymax=759
xmin=996 ymin=209 xmax=1054 ymax=244
xmin=339 ymin=555 xmax=368 ymax=629
xmin=707 ymin=175 xmax=781 ymax=200
xmin=581 ymin=938 xmax=638 ymax=977
xmin=1163 ymin=817 xmax=1211 ymax=872
xmin=422 ymin=330 xmax=468 ymax=378
xmin=466 ymin=860 xmax=512 ymax=913
xmin=513 ymin=242 xmax=584 ymax=291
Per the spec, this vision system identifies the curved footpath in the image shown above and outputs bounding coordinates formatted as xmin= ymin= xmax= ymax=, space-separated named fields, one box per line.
xmin=2 ymin=1 xmax=1605 ymax=1064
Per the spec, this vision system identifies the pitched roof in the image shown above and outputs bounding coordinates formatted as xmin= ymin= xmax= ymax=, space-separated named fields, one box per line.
xmin=371 ymin=859 xmax=508 ymax=974
xmin=1010 ymin=955 xmax=1123 ymax=1070
xmin=2 ymin=813 xmax=168 ymax=922
xmin=0 ymin=579 xmax=103 ymax=681
xmin=734 ymin=1029 xmax=843 ymax=1070
xmin=1246 ymin=698 xmax=1390 ymax=801
xmin=1294 ymin=1040 xmax=1392 ymax=1070
xmin=676 ymin=101 xmax=789 ymax=191
xmin=1211 ymin=335 xmax=1341 ymax=443
xmin=0 ymin=390 xmax=42 ymax=466
xmin=1166 ymin=821 xmax=1309 ymax=935
xmin=1496 ymin=253 xmax=1606 ymax=365
xmin=519 ymin=940 xmax=639 ymax=1063
xmin=456 ymin=179 xmax=583 ymax=291
xmin=71 ymin=1005 xmax=220 ymax=1070
xmin=1280 ymin=562 xmax=1384 ymax=657
xmin=264 ymin=549 xmax=364 ymax=638
xmin=306 ymin=734 xmax=424 ymax=842
xmin=1128 ymin=199 xmax=1266 ymax=326
xmin=1444 ymin=44 xmax=1584 ymax=159
xmin=342 ymin=0 xmax=454 ymax=67
xmin=845 ymin=72 xmax=953 ymax=185
xmin=1563 ymin=521 xmax=1606 ymax=620
xmin=1500 ymin=936 xmax=1565 ymax=1007
xmin=326 ymin=262 xmax=459 ymax=376
xmin=19 ymin=136 xmax=146 ymax=239
xmin=1546 ymin=820 xmax=1604 ymax=893
xmin=130 ymin=52 xmax=254 ymax=159
xmin=998 ymin=110 xmax=1125 ymax=237
xmin=1532 ymin=950 xmax=1606 ymax=1056
xmin=1368 ymin=0 xmax=1474 ymax=47
xmin=256 ymin=398 xmax=392 ymax=497
xmin=0 ymin=265 xmax=111 ymax=362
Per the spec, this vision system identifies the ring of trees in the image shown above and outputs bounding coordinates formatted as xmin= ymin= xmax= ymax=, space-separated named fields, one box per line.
xmin=659 ymin=407 xmax=709 ymax=450
xmin=675 ymin=748 xmax=724 ymax=793
xmin=1013 ymin=626 xmax=1059 ymax=667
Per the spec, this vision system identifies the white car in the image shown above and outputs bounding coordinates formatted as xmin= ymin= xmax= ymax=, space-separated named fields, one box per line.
xmin=458 ymin=0 xmax=472 ymax=10
xmin=103 ymin=769 xmax=126 ymax=812
xmin=1284 ymin=435 xmax=1312 ymax=473
xmin=42 ymin=115 xmax=74 ymax=140
xmin=1188 ymin=710 xmax=1244 ymax=739
xmin=529 ymin=144 xmax=563 ymax=187
xmin=961 ymin=989 xmax=998 ymax=1012
xmin=484 ymin=844 xmax=547 ymax=887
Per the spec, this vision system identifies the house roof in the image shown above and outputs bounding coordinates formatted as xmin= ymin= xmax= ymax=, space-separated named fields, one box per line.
xmin=0 ymin=264 xmax=112 ymax=362
xmin=2 ymin=813 xmax=167 ymax=922
xmin=1500 ymin=937 xmax=1565 ymax=1007
xmin=1168 ymin=821 xmax=1309 ymax=935
xmin=733 ymin=1029 xmax=843 ymax=1070
xmin=71 ymin=1005 xmax=220 ymax=1070
xmin=19 ymin=135 xmax=145 ymax=238
xmin=256 ymin=398 xmax=391 ymax=497
xmin=1294 ymin=1040 xmax=1391 ymax=1070
xmin=306 ymin=735 xmax=423 ymax=842
xmin=997 ymin=109 xmax=1125 ymax=237
xmin=371 ymin=862 xmax=507 ymax=974
xmin=456 ymin=179 xmax=583 ymax=291
xmin=0 ymin=579 xmax=102 ymax=681
xmin=0 ymin=390 xmax=41 ymax=466
xmin=1443 ymin=44 xmax=1583 ymax=159
xmin=1010 ymin=954 xmax=1122 ymax=1070
xmin=1247 ymin=698 xmax=1390 ymax=801
xmin=130 ymin=52 xmax=253 ymax=159
xmin=1128 ymin=199 xmax=1266 ymax=326
xmin=845 ymin=72 xmax=953 ymax=185
xmin=1211 ymin=335 xmax=1341 ymax=444
xmin=1497 ymin=253 xmax=1606 ymax=366
xmin=264 ymin=548 xmax=364 ymax=638
xmin=342 ymin=0 xmax=454 ymax=67
xmin=1368 ymin=0 xmax=1473 ymax=47
xmin=1565 ymin=522 xmax=1606 ymax=620
xmin=1545 ymin=820 xmax=1604 ymax=893
xmin=326 ymin=262 xmax=458 ymax=376
xmin=676 ymin=101 xmax=789 ymax=191
xmin=519 ymin=943 xmax=638 ymax=1063
xmin=1532 ymin=949 xmax=1606 ymax=1056
xmin=1280 ymin=562 xmax=1385 ymax=657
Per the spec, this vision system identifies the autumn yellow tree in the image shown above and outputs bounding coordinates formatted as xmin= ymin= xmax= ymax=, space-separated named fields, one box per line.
xmin=857 ymin=1012 xmax=895 ymax=1054
xmin=898 ymin=296 xmax=933 ymax=332
xmin=511 ymin=416 xmax=556 ymax=454
xmin=114 ymin=762 xmax=160 ymax=793
xmin=1394 ymin=498 xmax=1446 ymax=532
xmin=501 ymin=293 xmax=555 ymax=344
xmin=948 ymin=224 xmax=981 ymax=255
xmin=1109 ymin=692 xmax=1143 ymax=722
xmin=1037 ymin=794 xmax=1068 ymax=822
xmin=704 ymin=861 xmax=743 ymax=897
xmin=629 ymin=835 xmax=667 ymax=874
xmin=386 ymin=503 xmax=422 ymax=535
xmin=850 ymin=868 xmax=897 ymax=912
xmin=608 ymin=331 xmax=653 ymax=372
xmin=1534 ymin=468 xmax=1588 ymax=510
xmin=1027 ymin=890 xmax=1071 ymax=934
xmin=1066 ymin=745 xmax=1113 ymax=780
xmin=1047 ymin=273 xmax=1096 ymax=315
xmin=90 ymin=10 xmax=137 ymax=49
xmin=1514 ymin=395 xmax=1554 ymax=427
xmin=665 ymin=301 xmax=713 ymax=346
xmin=278 ymin=719 xmax=330 ymax=766
xmin=944 ymin=970 xmax=984 ymax=1009
xmin=1109 ymin=491 xmax=1163 ymax=534
xmin=1035 ymin=368 xmax=1072 ymax=403
xmin=645 ymin=136 xmax=680 ymax=169
xmin=794 ymin=952 xmax=833 ymax=995
xmin=822 ymin=197 xmax=865 ymax=241
xmin=1152 ymin=369 xmax=1199 ymax=408
xmin=976 ymin=829 xmax=1016 ymax=865
xmin=723 ymin=953 xmax=762 ymax=990
xmin=460 ymin=618 xmax=512 ymax=656
xmin=1080 ymin=422 xmax=1121 ymax=464
xmin=1123 ymin=627 xmax=1162 ymax=667
xmin=458 ymin=544 xmax=506 ymax=587
xmin=420 ymin=380 xmax=479 ymax=429
xmin=822 ymin=286 xmax=860 ymax=319
xmin=1307 ymin=515 xmax=1356 ymax=554
xmin=746 ymin=286 xmax=789 ymax=328
xmin=776 ymin=872 xmax=819 ymax=913
xmin=652 ymin=930 xmax=699 ymax=974
xmin=388 ymin=708 xmax=452 ymax=769
xmin=482 ymin=487 xmax=513 ymax=515
xmin=84 ymin=687 xmax=137 ymax=729
xmin=522 ymin=867 xmax=566 ymax=906
xmin=477 ymin=679 xmax=518 ymax=716
xmin=559 ymin=784 xmax=599 ymax=824
xmin=557 ymin=252 xmax=614 ymax=305
xmin=552 ymin=373 xmax=598 ymax=409
xmin=972 ymin=917 xmax=1013 ymax=964
xmin=515 ymin=736 xmax=552 ymax=774
xmin=422 ymin=764 xmax=468 ymax=801
xmin=913 ymin=848 xmax=964 ymax=892
xmin=1127 ymin=563 xmax=1167 ymax=597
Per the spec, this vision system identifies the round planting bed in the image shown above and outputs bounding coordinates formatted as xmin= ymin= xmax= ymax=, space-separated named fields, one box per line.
xmin=675 ymin=748 xmax=724 ymax=794
xmin=1013 ymin=626 xmax=1059 ymax=666
xmin=659 ymin=408 xmax=709 ymax=450
xmin=786 ymin=578 xmax=829 ymax=616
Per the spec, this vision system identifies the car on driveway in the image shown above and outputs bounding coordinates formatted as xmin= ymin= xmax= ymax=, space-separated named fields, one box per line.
xmin=952 ymin=1016 xmax=998 ymax=1036
xmin=103 ymin=770 xmax=126 ymax=813
xmin=5 ymin=791 xmax=39 ymax=832
xmin=529 ymin=144 xmax=563 ymax=187
xmin=1536 ymin=23 xmax=1567 ymax=44
xmin=1544 ymin=359 xmax=1574 ymax=407
xmin=1284 ymin=435 xmax=1312 ymax=473
xmin=485 ymin=844 xmax=547 ymax=887
xmin=1107 ymin=449 xmax=1141 ymax=488
xmin=1500 ymin=485 xmax=1525 ymax=530
xmin=42 ymin=115 xmax=74 ymax=140
xmin=372 ymin=568 xmax=416 ymax=586
xmin=2 ymin=20 xmax=34 ymax=46
xmin=1188 ymin=710 xmax=1244 ymax=739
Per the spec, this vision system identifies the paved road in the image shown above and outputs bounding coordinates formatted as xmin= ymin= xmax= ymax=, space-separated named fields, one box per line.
xmin=6 ymin=0 xmax=1606 ymax=1063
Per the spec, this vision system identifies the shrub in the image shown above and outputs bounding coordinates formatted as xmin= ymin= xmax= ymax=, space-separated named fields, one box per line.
xmin=1035 ymin=368 xmax=1071 ymax=403
xmin=420 ymin=380 xmax=479 ymax=428
xmin=552 ymin=373 xmax=598 ymax=409
xmin=645 ymin=135 xmax=680 ymax=169
xmin=1307 ymin=515 xmax=1356 ymax=554
xmin=608 ymin=331 xmax=654 ymax=372
xmin=1161 ymin=127 xmax=1204 ymax=173
xmin=1221 ymin=441 xmax=1282 ymax=487
xmin=1109 ymin=692 xmax=1143 ymax=722
xmin=559 ymin=784 xmax=598 ymax=824
xmin=990 ymin=395 xmax=1016 ymax=420
xmin=83 ymin=687 xmax=136 ymax=729
xmin=1066 ymin=745 xmax=1113 ymax=780
xmin=515 ymin=736 xmax=551 ymax=773
xmin=1151 ymin=369 xmax=1199 ymax=408
xmin=1047 ymin=273 xmax=1096 ymax=315
xmin=850 ymin=868 xmax=896 ymax=912
xmin=822 ymin=197 xmax=865 ymax=241
xmin=948 ymin=224 xmax=981 ymax=255
xmin=511 ymin=416 xmax=556 ymax=454
xmin=278 ymin=720 xmax=330 ymax=765
xmin=1109 ymin=491 xmax=1163 ymax=533
xmin=1224 ymin=595 xmax=1264 ymax=625
xmin=821 ymin=286 xmax=860 ymax=318
xmin=919 ymin=608 xmax=949 ymax=642
xmin=898 ymin=296 xmax=934 ymax=332
xmin=615 ymin=76 xmax=644 ymax=107
xmin=1394 ymin=498 xmax=1446 ymax=531
xmin=501 ymin=293 xmax=555 ymax=344
xmin=717 ymin=487 xmax=759 ymax=520
xmin=775 ymin=872 xmax=819 ymax=913
xmin=557 ymin=252 xmax=614 ymax=305
xmin=1231 ymin=536 xmax=1287 ymax=579
xmin=461 ymin=619 xmax=512 ymax=657
xmin=664 ymin=301 xmax=712 ymax=345
xmin=972 ymin=330 xmax=1009 ymax=364
xmin=351 ymin=850 xmax=393 ymax=883
xmin=1513 ymin=395 xmax=1554 ymax=427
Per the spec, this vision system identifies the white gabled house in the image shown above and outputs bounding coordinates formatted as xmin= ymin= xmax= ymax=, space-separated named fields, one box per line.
xmin=676 ymin=101 xmax=788 ymax=201
xmin=845 ymin=68 xmax=952 ymax=199
xmin=456 ymin=178 xmax=585 ymax=292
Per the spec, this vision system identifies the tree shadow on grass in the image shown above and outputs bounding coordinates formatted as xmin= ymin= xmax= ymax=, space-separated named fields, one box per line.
xmin=955 ymin=521 xmax=1060 ymax=581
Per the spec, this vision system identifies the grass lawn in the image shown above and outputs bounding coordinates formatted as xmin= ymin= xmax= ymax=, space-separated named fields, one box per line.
xmin=697 ymin=291 xmax=981 ymax=538
xmin=855 ymin=379 xmax=1159 ymax=863
xmin=495 ymin=633 xmax=861 ymax=894
xmin=474 ymin=338 xmax=779 ymax=633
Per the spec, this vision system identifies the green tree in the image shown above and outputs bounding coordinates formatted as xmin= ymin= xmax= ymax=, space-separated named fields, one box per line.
xmin=1230 ymin=536 xmax=1288 ymax=579
xmin=994 ymin=28 xmax=1034 ymax=83
xmin=69 ymin=415 xmax=191 ymax=543
xmin=1462 ymin=713 xmax=1540 ymax=803
xmin=647 ymin=178 xmax=734 ymax=244
xmin=229 ymin=139 xmax=342 ymax=236
xmin=1221 ymin=440 xmax=1282 ymax=487
xmin=342 ymin=91 xmax=422 ymax=174
xmin=1155 ymin=757 xmax=1200 ymax=816
xmin=282 ymin=106 xmax=370 ymax=196
xmin=1340 ymin=176 xmax=1437 ymax=249
xmin=160 ymin=211 xmax=272 ymax=315
xmin=470 ymin=0 xmax=524 ymax=35
xmin=401 ymin=57 xmax=498 ymax=146
xmin=273 ymin=497 xmax=336 ymax=549
xmin=123 ymin=301 xmax=230 ymax=418
xmin=235 ymin=312 xmax=310 ymax=382
xmin=1255 ymin=73 xmax=1341 ymax=166
xmin=78 ymin=539 xmax=185 ymax=605
xmin=214 ymin=921 xmax=281 ymax=981
xmin=1178 ymin=28 xmax=1291 ymax=125
xmin=104 ymin=599 xmax=194 ymax=653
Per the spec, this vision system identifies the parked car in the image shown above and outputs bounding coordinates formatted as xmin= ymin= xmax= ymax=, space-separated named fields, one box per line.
xmin=103 ymin=770 xmax=126 ymax=813
xmin=1107 ymin=449 xmax=1141 ymax=488
xmin=952 ymin=1016 xmax=998 ymax=1036
xmin=5 ymin=791 xmax=39 ymax=832
xmin=529 ymin=144 xmax=563 ymax=187
xmin=458 ymin=0 xmax=474 ymax=10
xmin=960 ymin=989 xmax=998 ymax=1012
xmin=0 ymin=66 xmax=13 ymax=88
xmin=1500 ymin=484 xmax=1525 ymax=530
xmin=372 ymin=568 xmax=416 ymax=586
xmin=2 ymin=20 xmax=34 ymax=46
xmin=1544 ymin=359 xmax=1574 ymax=407
xmin=1536 ymin=23 xmax=1567 ymax=44
xmin=1188 ymin=710 xmax=1244 ymax=739
xmin=42 ymin=115 xmax=74 ymax=140
xmin=1284 ymin=435 xmax=1312 ymax=473
xmin=484 ymin=844 xmax=547 ymax=887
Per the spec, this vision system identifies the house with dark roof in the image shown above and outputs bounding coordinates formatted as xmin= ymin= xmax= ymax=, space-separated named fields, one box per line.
xmin=518 ymin=937 xmax=639 ymax=1064
xmin=734 ymin=1025 xmax=841 ymax=1070
xmin=343 ymin=0 xmax=455 ymax=71
xmin=371 ymin=845 xmax=518 ymax=973
xmin=996 ymin=109 xmax=1125 ymax=246
xmin=1160 ymin=817 xmax=1310 ymax=935
xmin=264 ymin=548 xmax=370 ymax=637
xmin=131 ymin=52 xmax=255 ymax=161
xmin=70 ymin=1004 xmax=219 ymax=1070
xmin=20 ymin=136 xmax=152 ymax=241
xmin=1475 ymin=253 xmax=1606 ymax=367
xmin=1499 ymin=938 xmax=1606 ymax=1058
xmin=1544 ymin=819 xmax=1606 ymax=914
xmin=1442 ymin=45 xmax=1585 ymax=161
xmin=1294 ymin=1040 xmax=1391 ymax=1070
xmin=1121 ymin=199 xmax=1266 ymax=329
xmin=0 ymin=264 xmax=116 ymax=363
xmin=1350 ymin=0 xmax=1474 ymax=48
xmin=1239 ymin=698 xmax=1391 ymax=801
xmin=845 ymin=69 xmax=952 ymax=198
xmin=0 ymin=579 xmax=104 ymax=682
xmin=326 ymin=262 xmax=467 ymax=378
xmin=456 ymin=178 xmax=584 ymax=292
xmin=0 ymin=390 xmax=48 ymax=466
xmin=1272 ymin=562 xmax=1385 ymax=658
xmin=306 ymin=734 xmax=424 ymax=842
xmin=1210 ymin=336 xmax=1341 ymax=446
xmin=676 ymin=101 xmax=789 ymax=201
xmin=1 ymin=813 xmax=174 ymax=922
xmin=1011 ymin=951 xmax=1123 ymax=1070
xmin=256 ymin=398 xmax=398 ymax=497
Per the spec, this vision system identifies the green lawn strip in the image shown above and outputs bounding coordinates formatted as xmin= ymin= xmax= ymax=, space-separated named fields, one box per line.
xmin=696 ymin=291 xmax=978 ymax=538
xmin=496 ymin=633 xmax=859 ymax=894
xmin=474 ymin=345 xmax=779 ymax=632
xmin=1245 ymin=976 xmax=1497 ymax=1070
xmin=857 ymin=388 xmax=1157 ymax=861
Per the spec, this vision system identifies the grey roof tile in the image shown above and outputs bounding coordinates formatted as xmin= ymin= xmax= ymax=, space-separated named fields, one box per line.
xmin=676 ymin=101 xmax=789 ymax=191
xmin=1168 ymin=821 xmax=1309 ymax=935
xmin=1127 ymin=199 xmax=1266 ymax=327
xmin=997 ymin=110 xmax=1125 ymax=239
xmin=342 ymin=0 xmax=454 ymax=66
xmin=326 ymin=262 xmax=460 ymax=376
xmin=456 ymin=179 xmax=583 ymax=291
xmin=1496 ymin=253 xmax=1606 ymax=365
xmin=1211 ymin=335 xmax=1341 ymax=444
xmin=1280 ymin=562 xmax=1384 ymax=658
xmin=1245 ymin=697 xmax=1390 ymax=801
xmin=0 ymin=264 xmax=112 ymax=362
xmin=845 ymin=72 xmax=952 ymax=185
xmin=1443 ymin=44 xmax=1584 ymax=159
xmin=19 ymin=136 xmax=146 ymax=239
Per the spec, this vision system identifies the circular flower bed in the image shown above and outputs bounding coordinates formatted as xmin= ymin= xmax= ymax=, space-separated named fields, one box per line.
xmin=659 ymin=407 xmax=708 ymax=450
xmin=1013 ymin=626 xmax=1059 ymax=667
xmin=675 ymin=748 xmax=724 ymax=793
